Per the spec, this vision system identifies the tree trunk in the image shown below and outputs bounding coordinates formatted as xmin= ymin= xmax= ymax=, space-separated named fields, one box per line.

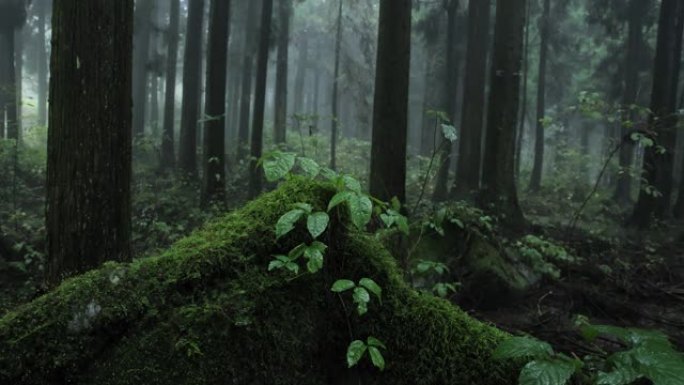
xmin=369 ymin=0 xmax=411 ymax=204
xmin=273 ymin=0 xmax=292 ymax=145
xmin=529 ymin=0 xmax=550 ymax=192
xmin=178 ymin=0 xmax=205 ymax=177
xmin=237 ymin=0 xmax=260 ymax=161
xmin=433 ymin=0 xmax=461 ymax=202
xmin=480 ymin=0 xmax=526 ymax=226
xmin=515 ymin=0 xmax=531 ymax=179
xmin=36 ymin=0 xmax=49 ymax=127
xmin=248 ymin=0 xmax=274 ymax=198
xmin=631 ymin=0 xmax=684 ymax=226
xmin=0 ymin=27 xmax=17 ymax=139
xmin=201 ymin=0 xmax=231 ymax=206
xmin=46 ymin=0 xmax=133 ymax=285
xmin=13 ymin=25 xmax=22 ymax=140
xmin=293 ymin=34 xmax=308 ymax=116
xmin=132 ymin=0 xmax=154 ymax=137
xmin=330 ymin=0 xmax=343 ymax=170
xmin=453 ymin=0 xmax=490 ymax=199
xmin=615 ymin=0 xmax=648 ymax=206
xmin=160 ymin=0 xmax=180 ymax=171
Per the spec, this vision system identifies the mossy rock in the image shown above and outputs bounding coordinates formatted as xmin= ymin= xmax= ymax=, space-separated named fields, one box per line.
xmin=0 ymin=179 xmax=518 ymax=385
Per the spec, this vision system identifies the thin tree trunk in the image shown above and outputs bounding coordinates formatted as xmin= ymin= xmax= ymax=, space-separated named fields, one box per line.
xmin=330 ymin=0 xmax=343 ymax=169
xmin=293 ymin=34 xmax=308 ymax=116
xmin=529 ymin=0 xmax=550 ymax=192
xmin=453 ymin=0 xmax=490 ymax=199
xmin=202 ymin=0 xmax=231 ymax=206
xmin=369 ymin=0 xmax=411 ymax=203
xmin=273 ymin=0 xmax=292 ymax=145
xmin=46 ymin=0 xmax=133 ymax=285
xmin=0 ymin=28 xmax=17 ymax=139
xmin=14 ymin=26 xmax=22 ymax=140
xmin=36 ymin=0 xmax=48 ymax=127
xmin=480 ymin=0 xmax=527 ymax=226
xmin=516 ymin=0 xmax=531 ymax=178
xmin=237 ymin=0 xmax=260 ymax=160
xmin=160 ymin=0 xmax=180 ymax=170
xmin=132 ymin=0 xmax=154 ymax=137
xmin=248 ymin=0 xmax=274 ymax=198
xmin=178 ymin=0 xmax=205 ymax=177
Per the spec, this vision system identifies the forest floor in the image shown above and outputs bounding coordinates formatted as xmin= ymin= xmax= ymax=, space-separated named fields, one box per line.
xmin=468 ymin=221 xmax=684 ymax=355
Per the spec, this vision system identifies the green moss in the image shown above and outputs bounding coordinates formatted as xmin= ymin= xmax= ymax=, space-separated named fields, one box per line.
xmin=0 ymin=178 xmax=517 ymax=385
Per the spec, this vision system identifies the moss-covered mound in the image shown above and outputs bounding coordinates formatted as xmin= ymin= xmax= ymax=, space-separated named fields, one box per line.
xmin=0 ymin=179 xmax=517 ymax=385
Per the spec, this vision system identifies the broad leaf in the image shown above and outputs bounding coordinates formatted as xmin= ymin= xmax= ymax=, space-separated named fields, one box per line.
xmin=342 ymin=175 xmax=362 ymax=193
xmin=368 ymin=346 xmax=385 ymax=371
xmin=346 ymin=340 xmax=367 ymax=368
xmin=304 ymin=244 xmax=325 ymax=273
xmin=328 ymin=191 xmax=354 ymax=211
xmin=275 ymin=209 xmax=305 ymax=239
xmin=348 ymin=194 xmax=373 ymax=230
xmin=268 ymin=260 xmax=284 ymax=271
xmin=307 ymin=212 xmax=330 ymax=239
xmin=359 ymin=278 xmax=382 ymax=301
xmin=297 ymin=157 xmax=320 ymax=178
xmin=441 ymin=124 xmax=458 ymax=142
xmin=493 ymin=336 xmax=554 ymax=360
xmin=331 ymin=279 xmax=356 ymax=293
xmin=263 ymin=152 xmax=296 ymax=182
xmin=367 ymin=336 xmax=386 ymax=349
xmin=518 ymin=359 xmax=576 ymax=385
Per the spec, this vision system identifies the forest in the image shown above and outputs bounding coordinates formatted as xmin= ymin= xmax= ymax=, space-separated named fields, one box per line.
xmin=0 ymin=0 xmax=684 ymax=384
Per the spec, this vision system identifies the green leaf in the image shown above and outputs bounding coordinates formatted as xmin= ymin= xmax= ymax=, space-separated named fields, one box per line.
xmin=331 ymin=279 xmax=356 ymax=292
xmin=346 ymin=340 xmax=367 ymax=368
xmin=380 ymin=213 xmax=394 ymax=228
xmin=359 ymin=278 xmax=382 ymax=301
xmin=342 ymin=175 xmax=362 ymax=193
xmin=297 ymin=157 xmax=320 ymax=178
xmin=367 ymin=336 xmax=387 ymax=349
xmin=368 ymin=346 xmax=385 ymax=371
xmin=395 ymin=214 xmax=409 ymax=235
xmin=518 ymin=359 xmax=576 ymax=385
xmin=348 ymin=194 xmax=373 ymax=230
xmin=304 ymin=243 xmax=326 ymax=273
xmin=263 ymin=151 xmax=296 ymax=182
xmin=635 ymin=348 xmax=684 ymax=385
xmin=328 ymin=191 xmax=354 ymax=211
xmin=268 ymin=260 xmax=284 ymax=271
xmin=307 ymin=212 xmax=330 ymax=239
xmin=285 ymin=262 xmax=299 ymax=274
xmin=441 ymin=124 xmax=458 ymax=142
xmin=356 ymin=301 xmax=368 ymax=315
xmin=275 ymin=209 xmax=305 ymax=239
xmin=493 ymin=336 xmax=554 ymax=360
xmin=293 ymin=203 xmax=313 ymax=213
xmin=288 ymin=243 xmax=307 ymax=260
xmin=320 ymin=167 xmax=338 ymax=181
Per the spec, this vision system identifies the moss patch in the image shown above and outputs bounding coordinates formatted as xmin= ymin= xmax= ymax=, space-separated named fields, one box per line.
xmin=0 ymin=179 xmax=517 ymax=385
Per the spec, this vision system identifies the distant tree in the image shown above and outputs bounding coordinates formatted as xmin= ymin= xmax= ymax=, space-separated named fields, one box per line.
xmin=631 ymin=0 xmax=684 ymax=227
xmin=248 ymin=0 xmax=274 ymax=198
xmin=369 ymin=0 xmax=411 ymax=203
xmin=452 ymin=0 xmax=491 ymax=199
xmin=293 ymin=31 xmax=309 ymax=116
xmin=480 ymin=0 xmax=527 ymax=226
xmin=46 ymin=0 xmax=133 ymax=285
xmin=35 ymin=0 xmax=49 ymax=127
xmin=132 ymin=0 xmax=154 ymax=137
xmin=528 ymin=0 xmax=551 ymax=192
xmin=273 ymin=0 xmax=292 ymax=145
xmin=201 ymin=0 xmax=231 ymax=206
xmin=330 ymin=0 xmax=343 ymax=169
xmin=237 ymin=0 xmax=261 ymax=160
xmin=160 ymin=0 xmax=180 ymax=170
xmin=178 ymin=0 xmax=205 ymax=177
xmin=0 ymin=0 xmax=26 ymax=139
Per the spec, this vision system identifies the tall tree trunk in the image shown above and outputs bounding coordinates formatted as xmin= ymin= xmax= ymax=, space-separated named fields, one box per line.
xmin=516 ymin=0 xmax=531 ymax=178
xmin=14 ymin=25 xmax=22 ymax=140
xmin=132 ymin=0 xmax=154 ymax=137
xmin=453 ymin=0 xmax=490 ymax=199
xmin=369 ymin=0 xmax=411 ymax=203
xmin=160 ymin=0 xmax=180 ymax=170
xmin=273 ymin=0 xmax=292 ymax=145
xmin=529 ymin=0 xmax=551 ymax=192
xmin=36 ymin=0 xmax=49 ymax=127
xmin=293 ymin=34 xmax=308 ymax=116
xmin=330 ymin=0 xmax=343 ymax=169
xmin=202 ymin=0 xmax=231 ymax=206
xmin=615 ymin=0 xmax=648 ymax=206
xmin=0 ymin=27 xmax=17 ymax=139
xmin=248 ymin=0 xmax=274 ymax=198
xmin=480 ymin=0 xmax=527 ymax=226
xmin=46 ymin=0 xmax=133 ymax=285
xmin=632 ymin=0 xmax=684 ymax=226
xmin=178 ymin=0 xmax=205 ymax=177
xmin=433 ymin=0 xmax=461 ymax=202
xmin=237 ymin=0 xmax=260 ymax=160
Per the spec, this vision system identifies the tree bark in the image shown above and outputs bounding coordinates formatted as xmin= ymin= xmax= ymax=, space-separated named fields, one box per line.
xmin=480 ymin=0 xmax=527 ymax=226
xmin=369 ymin=0 xmax=411 ymax=204
xmin=293 ymin=34 xmax=308 ymax=116
xmin=160 ymin=0 xmax=181 ymax=171
xmin=453 ymin=0 xmax=490 ymax=199
xmin=201 ymin=0 xmax=231 ymax=206
xmin=178 ymin=0 xmax=205 ymax=177
xmin=273 ymin=0 xmax=292 ymax=145
xmin=631 ymin=0 xmax=684 ymax=226
xmin=237 ymin=0 xmax=261 ymax=161
xmin=330 ymin=0 xmax=343 ymax=170
xmin=529 ymin=0 xmax=551 ymax=192
xmin=132 ymin=0 xmax=154 ymax=137
xmin=36 ymin=0 xmax=49 ymax=127
xmin=248 ymin=0 xmax=274 ymax=198
xmin=46 ymin=0 xmax=133 ymax=285
xmin=0 ymin=27 xmax=17 ymax=139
